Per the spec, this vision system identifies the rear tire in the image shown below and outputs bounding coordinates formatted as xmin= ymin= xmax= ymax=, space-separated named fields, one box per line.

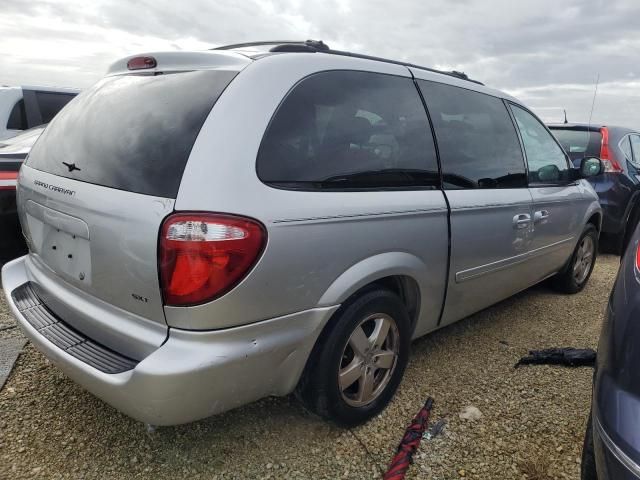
xmin=297 ymin=288 xmax=411 ymax=427
xmin=552 ymin=224 xmax=598 ymax=294
xmin=581 ymin=415 xmax=598 ymax=480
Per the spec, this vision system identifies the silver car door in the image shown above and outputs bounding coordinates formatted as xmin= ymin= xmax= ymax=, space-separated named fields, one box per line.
xmin=509 ymin=104 xmax=585 ymax=279
xmin=416 ymin=79 xmax=537 ymax=326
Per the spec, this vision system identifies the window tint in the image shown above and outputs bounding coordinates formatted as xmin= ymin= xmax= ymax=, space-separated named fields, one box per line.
xmin=257 ymin=71 xmax=439 ymax=190
xmin=34 ymin=92 xmax=76 ymax=124
xmin=6 ymin=99 xmax=27 ymax=130
xmin=631 ymin=135 xmax=640 ymax=164
xmin=510 ymin=105 xmax=569 ymax=185
xmin=550 ymin=128 xmax=602 ymax=163
xmin=27 ymin=70 xmax=237 ymax=198
xmin=417 ymin=80 xmax=526 ymax=189
xmin=620 ymin=135 xmax=633 ymax=161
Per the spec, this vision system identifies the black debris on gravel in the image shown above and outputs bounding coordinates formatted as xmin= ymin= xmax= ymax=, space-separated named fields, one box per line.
xmin=514 ymin=347 xmax=596 ymax=369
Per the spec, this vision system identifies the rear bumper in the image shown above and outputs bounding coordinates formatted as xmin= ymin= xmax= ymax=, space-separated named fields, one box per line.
xmin=2 ymin=256 xmax=338 ymax=425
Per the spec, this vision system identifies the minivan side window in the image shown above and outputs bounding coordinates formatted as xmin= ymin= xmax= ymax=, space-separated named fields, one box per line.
xmin=7 ymin=99 xmax=27 ymax=130
xmin=257 ymin=71 xmax=439 ymax=190
xmin=417 ymin=80 xmax=526 ymax=189
xmin=510 ymin=104 xmax=569 ymax=185
xmin=34 ymin=91 xmax=76 ymax=124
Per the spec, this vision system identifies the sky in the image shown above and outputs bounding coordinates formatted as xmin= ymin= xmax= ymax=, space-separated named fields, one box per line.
xmin=1 ymin=0 xmax=638 ymax=128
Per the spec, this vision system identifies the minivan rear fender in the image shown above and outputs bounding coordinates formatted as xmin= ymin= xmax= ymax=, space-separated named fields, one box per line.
xmin=317 ymin=252 xmax=432 ymax=337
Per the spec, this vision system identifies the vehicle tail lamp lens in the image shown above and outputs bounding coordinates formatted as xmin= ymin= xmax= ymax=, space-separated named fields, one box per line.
xmin=159 ymin=213 xmax=266 ymax=306
xmin=127 ymin=56 xmax=157 ymax=70
xmin=0 ymin=171 xmax=18 ymax=190
xmin=635 ymin=241 xmax=640 ymax=273
xmin=600 ymin=127 xmax=622 ymax=173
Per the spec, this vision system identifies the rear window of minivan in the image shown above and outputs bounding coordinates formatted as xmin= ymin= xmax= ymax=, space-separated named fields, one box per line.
xmin=26 ymin=70 xmax=237 ymax=198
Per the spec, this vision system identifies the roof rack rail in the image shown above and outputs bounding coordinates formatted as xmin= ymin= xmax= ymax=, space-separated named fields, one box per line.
xmin=322 ymin=48 xmax=481 ymax=85
xmin=212 ymin=40 xmax=308 ymax=51
xmin=212 ymin=40 xmax=483 ymax=85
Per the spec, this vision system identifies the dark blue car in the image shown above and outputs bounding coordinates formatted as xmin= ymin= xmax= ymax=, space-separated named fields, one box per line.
xmin=549 ymin=124 xmax=640 ymax=254
xmin=582 ymin=222 xmax=640 ymax=479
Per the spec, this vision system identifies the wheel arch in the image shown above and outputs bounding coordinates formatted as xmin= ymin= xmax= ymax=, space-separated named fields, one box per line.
xmin=317 ymin=251 xmax=425 ymax=333
xmin=296 ymin=253 xmax=425 ymax=395
xmin=587 ymin=211 xmax=602 ymax=232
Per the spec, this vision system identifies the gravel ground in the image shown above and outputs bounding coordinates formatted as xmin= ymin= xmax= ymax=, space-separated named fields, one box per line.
xmin=0 ymin=255 xmax=619 ymax=480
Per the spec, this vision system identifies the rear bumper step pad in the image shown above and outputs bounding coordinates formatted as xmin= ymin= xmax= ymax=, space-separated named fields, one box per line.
xmin=11 ymin=282 xmax=138 ymax=374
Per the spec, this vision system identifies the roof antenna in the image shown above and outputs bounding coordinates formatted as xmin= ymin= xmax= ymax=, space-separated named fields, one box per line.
xmin=587 ymin=73 xmax=600 ymax=127
xmin=563 ymin=109 xmax=568 ymax=124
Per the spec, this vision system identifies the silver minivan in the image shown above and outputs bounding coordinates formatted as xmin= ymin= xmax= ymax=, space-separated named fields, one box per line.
xmin=2 ymin=41 xmax=603 ymax=426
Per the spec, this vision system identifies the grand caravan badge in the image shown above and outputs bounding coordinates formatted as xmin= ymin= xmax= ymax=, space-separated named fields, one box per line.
xmin=33 ymin=180 xmax=76 ymax=197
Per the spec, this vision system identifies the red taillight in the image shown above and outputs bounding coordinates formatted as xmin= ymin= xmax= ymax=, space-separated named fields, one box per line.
xmin=127 ymin=56 xmax=157 ymax=70
xmin=600 ymin=127 xmax=623 ymax=173
xmin=635 ymin=241 xmax=640 ymax=272
xmin=0 ymin=171 xmax=18 ymax=190
xmin=159 ymin=213 xmax=266 ymax=306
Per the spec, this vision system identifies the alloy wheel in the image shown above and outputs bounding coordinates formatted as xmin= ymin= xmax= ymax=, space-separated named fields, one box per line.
xmin=338 ymin=313 xmax=400 ymax=407
xmin=573 ymin=235 xmax=595 ymax=284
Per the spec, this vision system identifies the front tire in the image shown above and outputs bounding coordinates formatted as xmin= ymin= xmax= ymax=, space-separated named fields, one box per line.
xmin=297 ymin=288 xmax=411 ymax=427
xmin=552 ymin=224 xmax=598 ymax=294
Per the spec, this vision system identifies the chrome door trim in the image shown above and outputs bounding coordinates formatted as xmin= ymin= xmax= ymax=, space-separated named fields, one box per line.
xmin=455 ymin=236 xmax=574 ymax=283
xmin=272 ymin=207 xmax=448 ymax=224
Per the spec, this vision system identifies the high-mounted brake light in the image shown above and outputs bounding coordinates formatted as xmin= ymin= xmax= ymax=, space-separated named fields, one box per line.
xmin=127 ymin=56 xmax=157 ymax=70
xmin=159 ymin=213 xmax=266 ymax=306
xmin=0 ymin=171 xmax=18 ymax=190
xmin=600 ymin=127 xmax=623 ymax=173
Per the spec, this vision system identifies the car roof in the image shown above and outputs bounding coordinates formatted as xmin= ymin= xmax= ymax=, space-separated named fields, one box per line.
xmin=211 ymin=40 xmax=485 ymax=85
xmin=107 ymin=40 xmax=522 ymax=105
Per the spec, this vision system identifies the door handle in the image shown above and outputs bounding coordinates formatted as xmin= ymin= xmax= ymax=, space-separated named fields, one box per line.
xmin=534 ymin=210 xmax=550 ymax=224
xmin=513 ymin=213 xmax=531 ymax=230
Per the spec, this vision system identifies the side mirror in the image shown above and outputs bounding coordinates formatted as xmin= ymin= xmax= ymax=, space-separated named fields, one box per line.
xmin=569 ymin=157 xmax=603 ymax=181
xmin=579 ymin=157 xmax=603 ymax=178
xmin=538 ymin=164 xmax=561 ymax=183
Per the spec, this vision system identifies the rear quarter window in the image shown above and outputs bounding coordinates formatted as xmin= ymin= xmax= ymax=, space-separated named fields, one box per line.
xmin=26 ymin=70 xmax=237 ymax=198
xmin=257 ymin=70 xmax=440 ymax=190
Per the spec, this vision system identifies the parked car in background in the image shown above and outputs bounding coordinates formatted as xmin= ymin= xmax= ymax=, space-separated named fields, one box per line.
xmin=582 ymin=220 xmax=640 ymax=480
xmin=0 ymin=125 xmax=46 ymax=256
xmin=2 ymin=40 xmax=604 ymax=427
xmin=0 ymin=85 xmax=78 ymax=140
xmin=549 ymin=123 xmax=640 ymax=254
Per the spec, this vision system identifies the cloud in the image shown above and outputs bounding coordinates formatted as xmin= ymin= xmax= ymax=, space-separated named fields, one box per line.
xmin=0 ymin=0 xmax=638 ymax=128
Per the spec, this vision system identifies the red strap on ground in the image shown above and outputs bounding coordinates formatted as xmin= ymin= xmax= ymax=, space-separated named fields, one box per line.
xmin=383 ymin=397 xmax=434 ymax=480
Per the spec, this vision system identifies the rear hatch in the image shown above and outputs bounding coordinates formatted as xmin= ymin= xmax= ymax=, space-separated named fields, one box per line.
xmin=17 ymin=52 xmax=246 ymax=355
xmin=549 ymin=126 xmax=602 ymax=164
